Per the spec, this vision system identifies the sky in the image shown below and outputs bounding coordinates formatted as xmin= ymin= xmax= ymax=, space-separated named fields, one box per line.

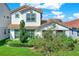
xmin=7 ymin=3 xmax=79 ymax=22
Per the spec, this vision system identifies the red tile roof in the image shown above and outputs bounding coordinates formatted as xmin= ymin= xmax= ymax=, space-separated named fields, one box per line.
xmin=37 ymin=19 xmax=69 ymax=29
xmin=64 ymin=19 xmax=79 ymax=28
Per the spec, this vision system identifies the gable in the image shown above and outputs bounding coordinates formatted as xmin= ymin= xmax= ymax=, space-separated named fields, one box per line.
xmin=11 ymin=5 xmax=42 ymax=14
xmin=37 ymin=23 xmax=69 ymax=31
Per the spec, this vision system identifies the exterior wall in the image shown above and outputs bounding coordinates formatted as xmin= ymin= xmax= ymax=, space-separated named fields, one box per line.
xmin=0 ymin=4 xmax=10 ymax=27
xmin=35 ymin=30 xmax=42 ymax=37
xmin=65 ymin=30 xmax=70 ymax=37
xmin=10 ymin=29 xmax=15 ymax=39
xmin=35 ymin=23 xmax=69 ymax=37
xmin=69 ymin=30 xmax=78 ymax=38
xmin=37 ymin=23 xmax=69 ymax=31
xmin=0 ymin=3 xmax=10 ymax=39
xmin=0 ymin=27 xmax=9 ymax=40
xmin=11 ymin=10 xmax=41 ymax=26
xmin=56 ymin=24 xmax=69 ymax=30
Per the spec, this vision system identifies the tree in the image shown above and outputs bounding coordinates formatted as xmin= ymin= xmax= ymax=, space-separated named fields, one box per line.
xmin=42 ymin=29 xmax=61 ymax=55
xmin=20 ymin=20 xmax=28 ymax=43
xmin=33 ymin=29 xmax=75 ymax=56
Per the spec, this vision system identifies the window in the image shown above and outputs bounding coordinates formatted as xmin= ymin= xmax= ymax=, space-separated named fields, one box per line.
xmin=15 ymin=30 xmax=20 ymax=38
xmin=4 ymin=16 xmax=5 ymax=18
xmin=77 ymin=31 xmax=79 ymax=36
xmin=15 ymin=13 xmax=19 ymax=18
xmin=7 ymin=16 xmax=9 ymax=19
xmin=8 ymin=29 xmax=10 ymax=33
xmin=26 ymin=13 xmax=36 ymax=22
xmin=72 ymin=30 xmax=74 ymax=34
xmin=27 ymin=30 xmax=34 ymax=37
xmin=4 ymin=29 xmax=6 ymax=34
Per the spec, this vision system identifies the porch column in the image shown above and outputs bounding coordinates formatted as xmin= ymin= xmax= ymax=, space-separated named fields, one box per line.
xmin=10 ymin=29 xmax=15 ymax=39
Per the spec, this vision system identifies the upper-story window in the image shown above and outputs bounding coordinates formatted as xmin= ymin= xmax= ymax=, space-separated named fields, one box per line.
xmin=15 ymin=13 xmax=19 ymax=18
xmin=26 ymin=13 xmax=36 ymax=22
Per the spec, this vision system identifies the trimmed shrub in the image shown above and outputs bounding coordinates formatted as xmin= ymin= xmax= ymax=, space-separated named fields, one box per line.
xmin=20 ymin=20 xmax=28 ymax=43
xmin=7 ymin=40 xmax=27 ymax=47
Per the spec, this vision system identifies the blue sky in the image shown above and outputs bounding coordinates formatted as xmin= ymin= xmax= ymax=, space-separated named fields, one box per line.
xmin=7 ymin=3 xmax=79 ymax=22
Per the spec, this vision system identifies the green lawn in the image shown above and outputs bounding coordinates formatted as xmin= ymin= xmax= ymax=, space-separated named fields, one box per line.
xmin=0 ymin=46 xmax=42 ymax=56
xmin=0 ymin=39 xmax=79 ymax=56
xmin=1 ymin=44 xmax=79 ymax=56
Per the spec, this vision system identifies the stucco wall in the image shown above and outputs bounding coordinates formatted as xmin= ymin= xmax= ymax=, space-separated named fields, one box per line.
xmin=69 ymin=30 xmax=78 ymax=38
xmin=37 ymin=23 xmax=69 ymax=31
xmin=11 ymin=10 xmax=41 ymax=26
xmin=10 ymin=29 xmax=15 ymax=39
xmin=35 ymin=23 xmax=69 ymax=37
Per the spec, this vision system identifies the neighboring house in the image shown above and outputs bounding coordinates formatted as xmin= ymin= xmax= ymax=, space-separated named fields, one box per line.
xmin=64 ymin=19 xmax=79 ymax=38
xmin=0 ymin=3 xmax=10 ymax=39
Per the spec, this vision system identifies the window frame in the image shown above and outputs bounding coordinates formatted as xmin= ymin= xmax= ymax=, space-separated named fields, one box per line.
xmin=15 ymin=13 xmax=19 ymax=18
xmin=27 ymin=30 xmax=34 ymax=37
xmin=26 ymin=13 xmax=36 ymax=22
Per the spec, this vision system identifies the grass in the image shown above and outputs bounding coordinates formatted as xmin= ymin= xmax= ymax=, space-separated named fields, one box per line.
xmin=0 ymin=45 xmax=42 ymax=56
xmin=0 ymin=39 xmax=79 ymax=56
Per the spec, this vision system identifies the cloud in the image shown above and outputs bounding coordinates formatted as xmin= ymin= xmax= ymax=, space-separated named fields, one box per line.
xmin=43 ymin=3 xmax=63 ymax=10
xmin=52 ymin=11 xmax=64 ymax=19
xmin=52 ymin=11 xmax=63 ymax=15
xmin=68 ymin=17 xmax=74 ymax=20
xmin=53 ymin=14 xmax=65 ymax=19
xmin=73 ymin=13 xmax=79 ymax=18
xmin=20 ymin=3 xmax=63 ymax=10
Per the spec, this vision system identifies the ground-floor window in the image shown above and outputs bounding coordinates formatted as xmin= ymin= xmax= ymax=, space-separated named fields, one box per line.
xmin=15 ymin=29 xmax=35 ymax=38
xmin=15 ymin=29 xmax=20 ymax=38
xmin=77 ymin=31 xmax=79 ymax=36
xmin=26 ymin=30 xmax=35 ymax=38
xmin=4 ymin=29 xmax=6 ymax=35
xmin=56 ymin=30 xmax=65 ymax=35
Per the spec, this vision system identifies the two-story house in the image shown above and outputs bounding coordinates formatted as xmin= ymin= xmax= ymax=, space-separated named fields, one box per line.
xmin=0 ymin=3 xmax=10 ymax=39
xmin=8 ymin=4 xmax=71 ymax=39
xmin=8 ymin=5 xmax=42 ymax=39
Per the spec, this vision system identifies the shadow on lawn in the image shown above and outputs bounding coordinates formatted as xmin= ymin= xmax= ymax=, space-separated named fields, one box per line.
xmin=0 ymin=39 xmax=8 ymax=46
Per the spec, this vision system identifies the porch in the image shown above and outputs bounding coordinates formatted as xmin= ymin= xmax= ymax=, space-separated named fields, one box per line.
xmin=10 ymin=29 xmax=35 ymax=39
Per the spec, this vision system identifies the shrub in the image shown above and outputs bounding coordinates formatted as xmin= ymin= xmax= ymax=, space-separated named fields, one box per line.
xmin=27 ymin=37 xmax=43 ymax=47
xmin=0 ymin=39 xmax=8 ymax=46
xmin=58 ymin=35 xmax=75 ymax=51
xmin=20 ymin=20 xmax=28 ymax=43
xmin=29 ymin=29 xmax=76 ymax=55
xmin=7 ymin=40 xmax=27 ymax=47
xmin=73 ymin=39 xmax=77 ymax=44
xmin=27 ymin=38 xmax=35 ymax=47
